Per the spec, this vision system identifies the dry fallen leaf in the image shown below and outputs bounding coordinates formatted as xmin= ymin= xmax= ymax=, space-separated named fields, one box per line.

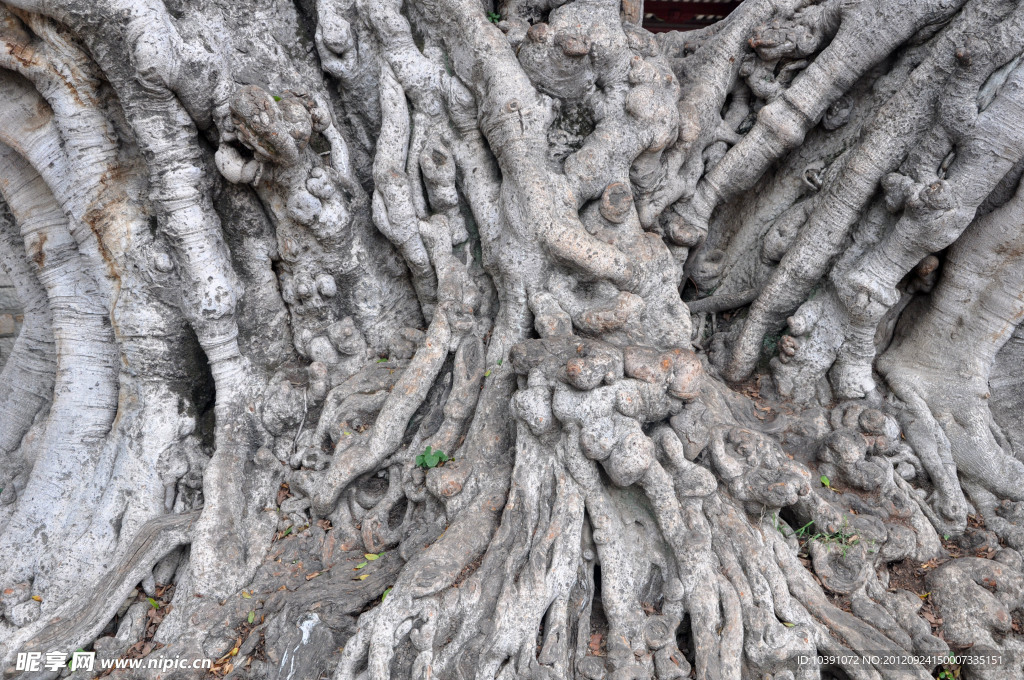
xmin=588 ymin=633 xmax=603 ymax=656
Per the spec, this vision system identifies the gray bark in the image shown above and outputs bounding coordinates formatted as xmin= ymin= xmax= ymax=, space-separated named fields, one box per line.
xmin=0 ymin=0 xmax=1023 ymax=679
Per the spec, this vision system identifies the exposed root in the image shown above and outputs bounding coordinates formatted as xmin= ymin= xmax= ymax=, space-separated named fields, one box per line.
xmin=1 ymin=1 xmax=1024 ymax=679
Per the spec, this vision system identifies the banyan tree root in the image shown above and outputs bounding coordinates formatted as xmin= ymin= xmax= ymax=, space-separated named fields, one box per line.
xmin=0 ymin=1 xmax=1023 ymax=679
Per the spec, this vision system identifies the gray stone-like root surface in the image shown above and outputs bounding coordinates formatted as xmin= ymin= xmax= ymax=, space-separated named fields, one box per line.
xmin=0 ymin=1 xmax=1022 ymax=679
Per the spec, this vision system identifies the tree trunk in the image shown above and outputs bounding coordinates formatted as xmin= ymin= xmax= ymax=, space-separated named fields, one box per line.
xmin=0 ymin=0 xmax=1023 ymax=678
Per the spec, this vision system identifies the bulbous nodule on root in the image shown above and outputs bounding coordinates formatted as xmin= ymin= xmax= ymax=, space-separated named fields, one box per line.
xmin=326 ymin=325 xmax=1001 ymax=680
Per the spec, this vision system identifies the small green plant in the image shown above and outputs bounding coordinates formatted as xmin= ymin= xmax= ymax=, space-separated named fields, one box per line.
xmin=820 ymin=475 xmax=836 ymax=492
xmin=415 ymin=445 xmax=448 ymax=468
xmin=774 ymin=516 xmax=875 ymax=558
xmin=147 ymin=597 xmax=160 ymax=610
xmin=484 ymin=357 xmax=505 ymax=377
xmin=382 ymin=587 xmax=393 ymax=601
xmin=772 ymin=514 xmax=815 ymax=539
xmin=793 ymin=519 xmax=817 ymax=538
xmin=487 ymin=11 xmax=501 ymax=23
xmin=247 ymin=610 xmax=256 ymax=624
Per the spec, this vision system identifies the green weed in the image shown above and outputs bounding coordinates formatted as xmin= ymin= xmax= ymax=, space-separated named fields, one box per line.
xmin=415 ymin=445 xmax=448 ymax=468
